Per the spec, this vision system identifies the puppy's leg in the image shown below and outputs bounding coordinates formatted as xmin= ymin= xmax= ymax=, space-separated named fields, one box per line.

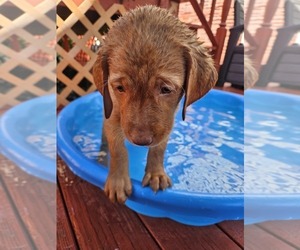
xmin=104 ymin=120 xmax=132 ymax=203
xmin=142 ymin=140 xmax=172 ymax=192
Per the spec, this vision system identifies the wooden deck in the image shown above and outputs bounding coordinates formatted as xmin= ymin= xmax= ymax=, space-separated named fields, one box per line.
xmin=245 ymin=222 xmax=300 ymax=249
xmin=57 ymin=156 xmax=243 ymax=250
xmin=0 ymin=152 xmax=56 ymax=249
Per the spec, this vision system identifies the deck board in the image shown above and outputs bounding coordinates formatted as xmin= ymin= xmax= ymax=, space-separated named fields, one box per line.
xmin=139 ymin=215 xmax=243 ymax=250
xmin=258 ymin=220 xmax=300 ymax=248
xmin=57 ymin=157 xmax=160 ymax=249
xmin=0 ymin=170 xmax=33 ymax=249
xmin=245 ymin=224 xmax=297 ymax=250
xmin=57 ymin=185 xmax=79 ymax=250
xmin=0 ymin=155 xmax=56 ymax=249
xmin=57 ymin=156 xmax=243 ymax=249
xmin=217 ymin=221 xmax=244 ymax=247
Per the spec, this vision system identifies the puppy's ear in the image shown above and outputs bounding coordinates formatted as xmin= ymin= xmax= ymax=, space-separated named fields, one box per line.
xmin=182 ymin=44 xmax=218 ymax=120
xmin=93 ymin=47 xmax=113 ymax=119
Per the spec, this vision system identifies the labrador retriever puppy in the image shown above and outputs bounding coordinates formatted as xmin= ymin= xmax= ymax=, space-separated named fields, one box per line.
xmin=93 ymin=5 xmax=217 ymax=203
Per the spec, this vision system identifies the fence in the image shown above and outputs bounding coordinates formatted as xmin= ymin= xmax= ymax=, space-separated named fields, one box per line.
xmin=56 ymin=1 xmax=126 ymax=107
xmin=0 ymin=0 xmax=55 ymax=108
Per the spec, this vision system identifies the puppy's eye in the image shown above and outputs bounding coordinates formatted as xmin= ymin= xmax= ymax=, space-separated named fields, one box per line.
xmin=116 ymin=85 xmax=125 ymax=92
xmin=160 ymin=86 xmax=172 ymax=95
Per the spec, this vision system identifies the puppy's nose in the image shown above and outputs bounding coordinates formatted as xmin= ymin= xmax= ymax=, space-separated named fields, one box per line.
xmin=132 ymin=136 xmax=153 ymax=146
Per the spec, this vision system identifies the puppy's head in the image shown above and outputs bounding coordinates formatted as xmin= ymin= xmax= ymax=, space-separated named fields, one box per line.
xmin=93 ymin=6 xmax=217 ymax=146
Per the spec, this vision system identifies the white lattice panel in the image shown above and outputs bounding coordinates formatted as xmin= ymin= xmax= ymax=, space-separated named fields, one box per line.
xmin=56 ymin=1 xmax=126 ymax=107
xmin=0 ymin=0 xmax=56 ymax=108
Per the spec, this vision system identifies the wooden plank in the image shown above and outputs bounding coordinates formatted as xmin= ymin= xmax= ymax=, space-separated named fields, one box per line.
xmin=259 ymin=220 xmax=300 ymax=248
xmin=272 ymin=72 xmax=300 ymax=83
xmin=228 ymin=63 xmax=244 ymax=73
xmin=0 ymin=173 xmax=33 ymax=249
xmin=227 ymin=72 xmax=243 ymax=83
xmin=245 ymin=224 xmax=296 ymax=250
xmin=285 ymin=0 xmax=300 ymax=26
xmin=231 ymin=53 xmax=244 ymax=63
xmin=281 ymin=53 xmax=300 ymax=64
xmin=217 ymin=220 xmax=244 ymax=248
xmin=0 ymin=156 xmax=56 ymax=249
xmin=57 ymin=157 xmax=160 ymax=249
xmin=139 ymin=215 xmax=242 ymax=250
xmin=276 ymin=63 xmax=300 ymax=74
xmin=284 ymin=46 xmax=300 ymax=53
xmin=57 ymin=186 xmax=79 ymax=250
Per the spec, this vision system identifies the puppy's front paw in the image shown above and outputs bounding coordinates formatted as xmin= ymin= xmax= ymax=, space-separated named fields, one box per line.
xmin=142 ymin=171 xmax=172 ymax=192
xmin=104 ymin=174 xmax=132 ymax=204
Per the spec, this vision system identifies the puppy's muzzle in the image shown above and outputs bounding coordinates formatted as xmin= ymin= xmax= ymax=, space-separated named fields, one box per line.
xmin=133 ymin=137 xmax=153 ymax=146
xmin=128 ymin=128 xmax=153 ymax=146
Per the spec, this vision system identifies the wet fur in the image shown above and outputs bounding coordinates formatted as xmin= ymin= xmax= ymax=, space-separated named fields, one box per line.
xmin=93 ymin=5 xmax=217 ymax=203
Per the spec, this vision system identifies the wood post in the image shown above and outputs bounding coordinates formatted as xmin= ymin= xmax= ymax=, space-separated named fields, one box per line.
xmin=213 ymin=0 xmax=232 ymax=70
xmin=208 ymin=0 xmax=216 ymax=28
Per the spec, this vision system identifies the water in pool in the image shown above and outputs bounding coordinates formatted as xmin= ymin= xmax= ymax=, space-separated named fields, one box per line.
xmin=16 ymin=102 xmax=56 ymax=160
xmin=0 ymin=95 xmax=56 ymax=183
xmin=245 ymin=91 xmax=300 ymax=194
xmin=72 ymin=91 xmax=244 ymax=195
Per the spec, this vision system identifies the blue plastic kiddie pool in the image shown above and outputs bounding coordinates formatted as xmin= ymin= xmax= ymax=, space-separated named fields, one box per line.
xmin=245 ymin=89 xmax=300 ymax=224
xmin=0 ymin=95 xmax=56 ymax=183
xmin=57 ymin=89 xmax=244 ymax=226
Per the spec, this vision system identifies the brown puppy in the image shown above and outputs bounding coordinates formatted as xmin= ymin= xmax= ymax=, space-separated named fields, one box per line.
xmin=93 ymin=5 xmax=217 ymax=203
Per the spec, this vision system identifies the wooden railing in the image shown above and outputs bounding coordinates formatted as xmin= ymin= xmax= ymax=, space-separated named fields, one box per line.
xmin=213 ymin=0 xmax=232 ymax=69
xmin=174 ymin=0 xmax=233 ymax=70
